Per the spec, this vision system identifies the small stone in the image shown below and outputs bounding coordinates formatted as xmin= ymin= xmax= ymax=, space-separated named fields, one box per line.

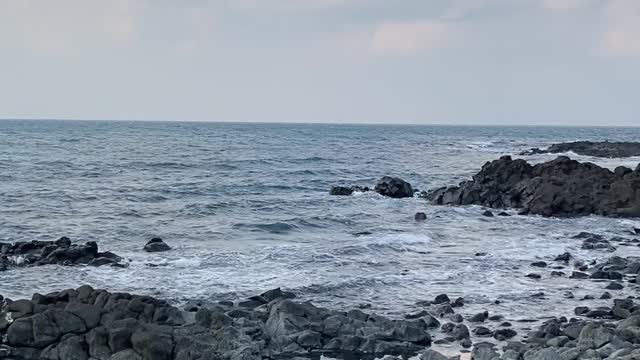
xmin=605 ymin=282 xmax=624 ymax=290
xmin=451 ymin=297 xmax=464 ymax=307
xmin=570 ymin=271 xmax=589 ymax=279
xmin=526 ymin=273 xmax=541 ymax=279
xmin=554 ymin=252 xmax=572 ymax=261
xmin=433 ymin=294 xmax=450 ymax=304
xmin=531 ymin=261 xmax=547 ymax=267
xmin=482 ymin=210 xmax=494 ymax=217
xmin=473 ymin=326 xmax=493 ymax=337
xmin=415 ymin=212 xmax=427 ymax=221
xmin=494 ymin=328 xmax=517 ymax=341
xmin=575 ymin=306 xmax=590 ymax=315
xmin=143 ymin=238 xmax=171 ymax=252
xmin=469 ymin=311 xmax=489 ymax=323
xmin=600 ymin=292 xmax=612 ymax=299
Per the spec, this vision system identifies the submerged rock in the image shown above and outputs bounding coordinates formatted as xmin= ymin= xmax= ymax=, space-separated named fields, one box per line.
xmin=143 ymin=238 xmax=171 ymax=252
xmin=0 ymin=238 xmax=124 ymax=270
xmin=415 ymin=212 xmax=427 ymax=221
xmin=427 ymin=156 xmax=640 ymax=218
xmin=329 ymin=185 xmax=370 ymax=196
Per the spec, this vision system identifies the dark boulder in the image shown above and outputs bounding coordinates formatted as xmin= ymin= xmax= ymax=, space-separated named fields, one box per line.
xmin=143 ymin=238 xmax=171 ymax=253
xmin=329 ymin=185 xmax=369 ymax=196
xmin=414 ymin=212 xmax=427 ymax=221
xmin=374 ymin=177 xmax=414 ymax=198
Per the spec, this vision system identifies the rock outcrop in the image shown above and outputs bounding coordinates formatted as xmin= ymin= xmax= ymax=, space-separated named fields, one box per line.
xmin=427 ymin=156 xmax=640 ymax=217
xmin=0 ymin=237 xmax=124 ymax=271
xmin=329 ymin=185 xmax=370 ymax=196
xmin=374 ymin=177 xmax=414 ymax=198
xmin=329 ymin=177 xmax=414 ymax=198
xmin=0 ymin=287 xmax=436 ymax=360
xmin=521 ymin=141 xmax=640 ymax=158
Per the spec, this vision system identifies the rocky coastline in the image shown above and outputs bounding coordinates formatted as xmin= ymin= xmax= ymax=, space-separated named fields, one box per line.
xmin=520 ymin=141 xmax=640 ymax=158
xmin=4 ymin=145 xmax=640 ymax=359
xmin=427 ymin=156 xmax=640 ymax=218
xmin=0 ymin=237 xmax=124 ymax=272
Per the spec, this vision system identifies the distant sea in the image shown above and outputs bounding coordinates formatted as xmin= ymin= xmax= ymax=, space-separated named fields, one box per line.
xmin=2 ymin=120 xmax=640 ymax=331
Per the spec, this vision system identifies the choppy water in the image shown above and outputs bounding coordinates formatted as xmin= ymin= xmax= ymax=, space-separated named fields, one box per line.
xmin=1 ymin=120 xmax=640 ymax=341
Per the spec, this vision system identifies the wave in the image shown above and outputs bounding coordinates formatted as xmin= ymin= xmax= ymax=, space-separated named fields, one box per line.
xmin=233 ymin=222 xmax=299 ymax=234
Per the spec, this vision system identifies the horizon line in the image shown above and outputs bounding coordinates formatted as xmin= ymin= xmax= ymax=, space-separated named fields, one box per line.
xmin=0 ymin=117 xmax=639 ymax=128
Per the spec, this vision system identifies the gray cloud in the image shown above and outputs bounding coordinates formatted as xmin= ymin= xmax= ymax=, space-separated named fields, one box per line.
xmin=0 ymin=0 xmax=638 ymax=126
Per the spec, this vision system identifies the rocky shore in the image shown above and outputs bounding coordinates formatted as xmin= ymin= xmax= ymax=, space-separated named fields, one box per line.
xmin=2 ymin=230 xmax=639 ymax=359
xmin=428 ymin=156 xmax=640 ymax=217
xmin=520 ymin=141 xmax=640 ymax=158
xmin=0 ymin=237 xmax=124 ymax=271
xmin=2 ymin=259 xmax=640 ymax=360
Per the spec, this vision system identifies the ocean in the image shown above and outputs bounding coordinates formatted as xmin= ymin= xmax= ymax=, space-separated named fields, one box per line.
xmin=1 ymin=120 xmax=640 ymax=336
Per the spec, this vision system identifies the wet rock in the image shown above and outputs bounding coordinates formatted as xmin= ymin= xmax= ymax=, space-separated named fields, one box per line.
xmin=0 ymin=238 xmax=123 ymax=270
xmin=471 ymin=343 xmax=499 ymax=360
xmin=329 ymin=185 xmax=369 ymax=196
xmin=427 ymin=155 xmax=640 ymax=218
xmin=605 ymin=282 xmax=624 ymax=290
xmin=482 ymin=210 xmax=494 ymax=217
xmin=531 ymin=261 xmax=547 ymax=267
xmin=374 ymin=177 xmax=414 ymax=198
xmin=414 ymin=212 xmax=427 ymax=221
xmin=469 ymin=311 xmax=489 ymax=323
xmin=433 ymin=294 xmax=450 ymax=305
xmin=497 ymin=211 xmax=510 ymax=217
xmin=526 ymin=273 xmax=542 ymax=279
xmin=420 ymin=349 xmax=461 ymax=360
xmin=570 ymin=271 xmax=589 ymax=279
xmin=575 ymin=306 xmax=590 ymax=316
xmin=591 ymin=270 xmax=623 ymax=280
xmin=448 ymin=314 xmax=463 ymax=323
xmin=433 ymin=304 xmax=455 ymax=317
xmin=550 ymin=271 xmax=564 ymax=277
xmin=600 ymin=292 xmax=612 ymax=300
xmin=473 ymin=326 xmax=493 ymax=337
xmin=554 ymin=252 xmax=572 ymax=262
xmin=448 ymin=298 xmax=463 ymax=309
xmin=577 ymin=323 xmax=613 ymax=349
xmin=492 ymin=328 xmax=516 ymax=341
xmin=143 ymin=238 xmax=171 ymax=252
xmin=522 ymin=141 xmax=640 ymax=158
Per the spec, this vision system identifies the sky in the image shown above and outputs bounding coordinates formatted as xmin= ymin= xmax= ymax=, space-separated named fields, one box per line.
xmin=1 ymin=0 xmax=639 ymax=126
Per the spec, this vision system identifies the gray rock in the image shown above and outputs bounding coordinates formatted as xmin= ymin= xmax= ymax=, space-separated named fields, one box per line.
xmin=143 ymin=238 xmax=171 ymax=252
xmin=375 ymin=176 xmax=414 ymax=198
xmin=472 ymin=344 xmax=499 ymax=360
xmin=577 ymin=323 xmax=613 ymax=349
xmin=110 ymin=349 xmax=142 ymax=360
xmin=469 ymin=311 xmax=489 ymax=323
xmin=131 ymin=326 xmax=174 ymax=360
xmin=427 ymin=155 xmax=640 ymax=218
xmin=56 ymin=335 xmax=89 ymax=360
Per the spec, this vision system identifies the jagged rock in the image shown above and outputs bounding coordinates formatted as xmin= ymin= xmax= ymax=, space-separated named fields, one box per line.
xmin=427 ymin=156 xmax=640 ymax=217
xmin=521 ymin=141 xmax=640 ymax=158
xmin=374 ymin=177 xmax=414 ymax=198
xmin=329 ymin=185 xmax=370 ymax=196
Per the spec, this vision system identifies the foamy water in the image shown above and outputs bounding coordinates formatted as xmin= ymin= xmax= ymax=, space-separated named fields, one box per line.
xmin=1 ymin=121 xmax=639 ymax=348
